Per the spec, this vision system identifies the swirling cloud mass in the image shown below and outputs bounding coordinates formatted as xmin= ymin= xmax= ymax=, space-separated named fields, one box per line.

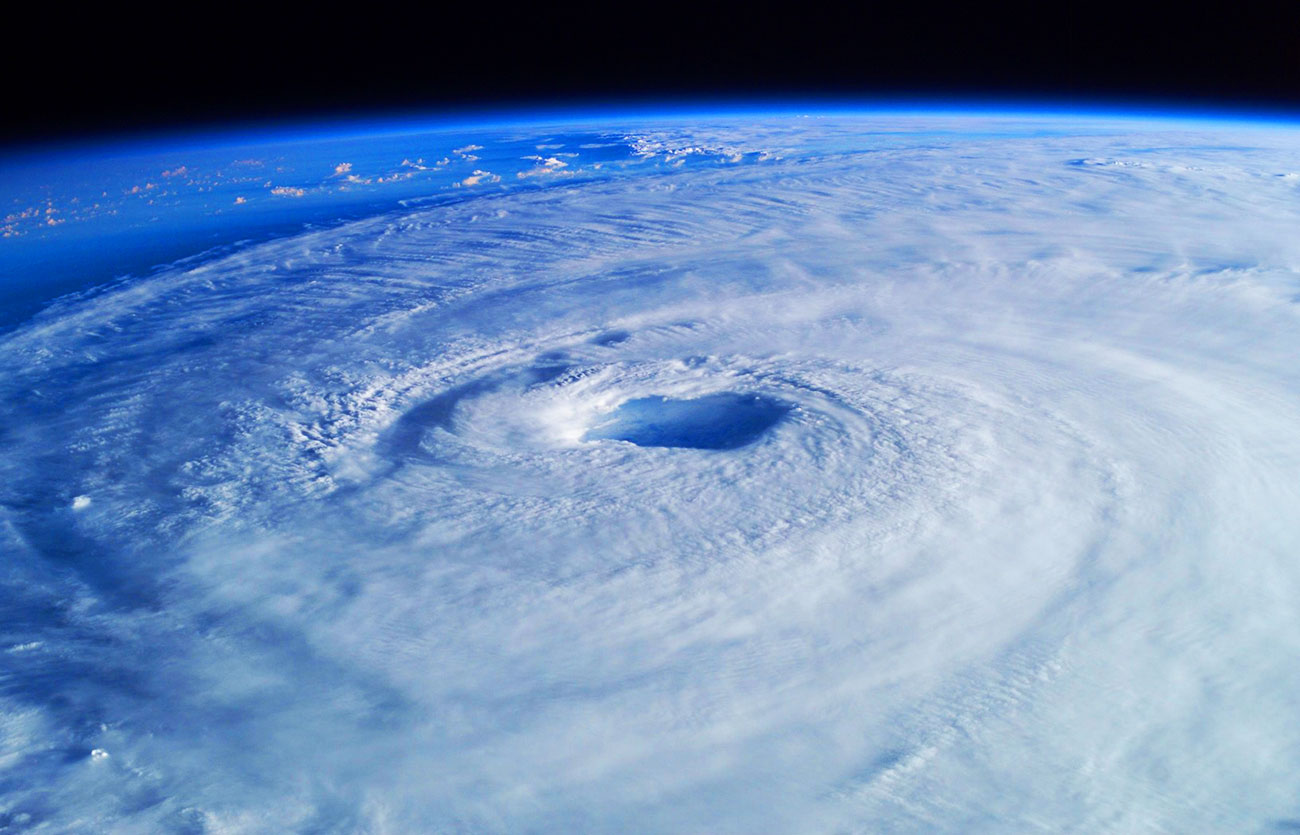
xmin=3 ymin=115 xmax=1300 ymax=832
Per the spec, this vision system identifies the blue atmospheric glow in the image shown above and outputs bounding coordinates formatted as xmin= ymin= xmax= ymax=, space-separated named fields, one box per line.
xmin=6 ymin=95 xmax=1300 ymax=161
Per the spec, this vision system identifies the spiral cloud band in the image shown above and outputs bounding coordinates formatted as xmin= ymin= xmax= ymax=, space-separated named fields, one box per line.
xmin=3 ymin=115 xmax=1300 ymax=831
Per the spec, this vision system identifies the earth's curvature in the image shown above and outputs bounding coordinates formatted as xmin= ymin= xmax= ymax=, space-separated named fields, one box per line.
xmin=2 ymin=110 xmax=1300 ymax=832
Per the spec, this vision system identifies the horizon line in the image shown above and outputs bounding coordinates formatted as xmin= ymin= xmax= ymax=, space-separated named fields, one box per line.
xmin=7 ymin=93 xmax=1300 ymax=159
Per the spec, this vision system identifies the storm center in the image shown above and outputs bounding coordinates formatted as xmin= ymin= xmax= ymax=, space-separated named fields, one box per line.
xmin=582 ymin=392 xmax=790 ymax=450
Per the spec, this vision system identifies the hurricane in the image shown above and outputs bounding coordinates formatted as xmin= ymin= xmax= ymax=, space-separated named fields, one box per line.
xmin=2 ymin=112 xmax=1299 ymax=832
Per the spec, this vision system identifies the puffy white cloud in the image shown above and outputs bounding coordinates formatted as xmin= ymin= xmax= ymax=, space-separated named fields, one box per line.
xmin=516 ymin=155 xmax=572 ymax=178
xmin=457 ymin=169 xmax=500 ymax=186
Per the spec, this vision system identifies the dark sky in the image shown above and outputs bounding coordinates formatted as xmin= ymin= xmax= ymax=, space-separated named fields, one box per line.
xmin=8 ymin=2 xmax=1299 ymax=146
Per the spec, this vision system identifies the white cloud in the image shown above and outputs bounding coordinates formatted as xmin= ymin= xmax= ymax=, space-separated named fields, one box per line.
xmin=457 ymin=169 xmax=500 ymax=186
xmin=516 ymin=155 xmax=572 ymax=179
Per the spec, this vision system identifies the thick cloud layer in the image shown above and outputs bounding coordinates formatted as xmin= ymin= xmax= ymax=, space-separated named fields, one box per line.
xmin=3 ymin=115 xmax=1300 ymax=832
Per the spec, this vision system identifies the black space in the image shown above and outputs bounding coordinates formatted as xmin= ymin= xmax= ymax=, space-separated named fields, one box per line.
xmin=7 ymin=2 xmax=1299 ymax=146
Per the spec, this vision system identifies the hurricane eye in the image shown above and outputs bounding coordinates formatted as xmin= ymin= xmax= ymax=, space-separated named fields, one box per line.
xmin=582 ymin=392 xmax=790 ymax=450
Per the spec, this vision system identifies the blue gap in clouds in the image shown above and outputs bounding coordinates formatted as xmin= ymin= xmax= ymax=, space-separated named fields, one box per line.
xmin=584 ymin=392 xmax=790 ymax=450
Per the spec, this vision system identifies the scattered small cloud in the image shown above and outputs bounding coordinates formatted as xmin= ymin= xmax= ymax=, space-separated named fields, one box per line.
xmin=452 ymin=144 xmax=483 ymax=162
xmin=401 ymin=157 xmax=447 ymax=171
xmin=270 ymin=186 xmax=307 ymax=198
xmin=457 ymin=170 xmax=500 ymax=187
xmin=517 ymin=156 xmax=572 ymax=179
